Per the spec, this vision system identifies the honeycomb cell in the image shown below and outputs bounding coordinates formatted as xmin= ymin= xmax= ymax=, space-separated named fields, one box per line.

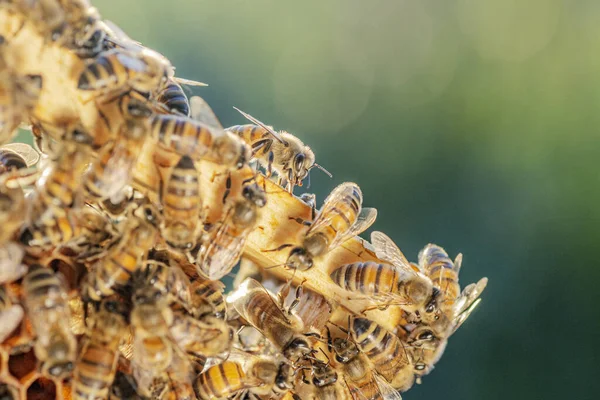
xmin=0 ymin=382 xmax=19 ymax=400
xmin=8 ymin=348 xmax=36 ymax=381
xmin=26 ymin=377 xmax=56 ymax=400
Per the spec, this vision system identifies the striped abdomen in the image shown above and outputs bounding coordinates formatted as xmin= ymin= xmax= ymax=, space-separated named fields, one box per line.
xmin=23 ymin=264 xmax=65 ymax=307
xmin=330 ymin=261 xmax=399 ymax=298
xmin=419 ymin=244 xmax=459 ymax=309
xmin=157 ymin=81 xmax=189 ymax=116
xmin=151 ymin=114 xmax=214 ymax=160
xmin=242 ymin=291 xmax=294 ymax=351
xmin=92 ymin=226 xmax=154 ymax=298
xmin=193 ymin=361 xmax=249 ymax=400
xmin=227 ymin=124 xmax=271 ymax=150
xmin=138 ymin=336 xmax=171 ymax=372
xmin=73 ymin=341 xmax=120 ymax=400
xmin=309 ymin=183 xmax=362 ymax=251
xmin=161 ymin=155 xmax=201 ymax=248
xmin=77 ymin=51 xmax=126 ymax=91
xmin=37 ymin=151 xmax=81 ymax=210
xmin=20 ymin=214 xmax=76 ymax=249
xmin=351 ymin=318 xmax=410 ymax=384
xmin=190 ymin=279 xmax=226 ymax=319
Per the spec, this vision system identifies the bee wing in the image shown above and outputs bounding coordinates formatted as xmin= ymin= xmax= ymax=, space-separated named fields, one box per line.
xmin=1 ymin=143 xmax=40 ymax=167
xmin=102 ymin=20 xmax=143 ymax=50
xmin=232 ymin=107 xmax=288 ymax=145
xmin=373 ymin=373 xmax=403 ymax=400
xmin=173 ymin=77 xmax=208 ymax=87
xmin=329 ymin=207 xmax=378 ymax=249
xmin=0 ymin=305 xmax=24 ymax=343
xmin=190 ymin=96 xmax=224 ymax=130
xmin=230 ymin=278 xmax=293 ymax=327
xmin=452 ymin=277 xmax=488 ymax=333
xmin=307 ymin=182 xmax=357 ymax=235
xmin=370 ymin=231 xmax=414 ymax=274
xmin=113 ymin=50 xmax=150 ymax=73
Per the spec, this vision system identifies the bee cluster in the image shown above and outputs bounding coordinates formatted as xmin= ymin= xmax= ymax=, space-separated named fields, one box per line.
xmin=0 ymin=1 xmax=488 ymax=400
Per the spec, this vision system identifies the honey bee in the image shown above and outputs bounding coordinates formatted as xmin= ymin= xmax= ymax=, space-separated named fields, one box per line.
xmin=60 ymin=0 xmax=104 ymax=54
xmin=20 ymin=128 xmax=94 ymax=248
xmin=225 ymin=107 xmax=331 ymax=193
xmin=82 ymin=95 xmax=152 ymax=203
xmin=192 ymin=360 xmax=265 ymax=400
xmin=196 ymin=175 xmax=267 ymax=280
xmin=272 ymin=182 xmax=377 ymax=271
xmin=78 ymin=23 xmax=205 ymax=98
xmin=168 ymin=309 xmax=231 ymax=359
xmin=0 ymin=284 xmax=24 ymax=343
xmin=349 ymin=317 xmax=415 ymax=391
xmin=302 ymin=358 xmax=347 ymax=400
xmin=155 ymin=98 xmax=250 ymax=169
xmin=324 ymin=330 xmax=402 ymax=400
xmin=159 ymin=155 xmax=202 ymax=251
xmin=331 ymin=231 xmax=437 ymax=315
xmin=230 ymin=279 xmax=311 ymax=363
xmin=22 ymin=264 xmax=77 ymax=379
xmin=137 ymin=260 xmax=192 ymax=312
xmin=68 ymin=204 xmax=118 ymax=262
xmin=77 ymin=47 xmax=170 ymax=96
xmin=450 ymin=277 xmax=488 ymax=335
xmin=72 ymin=298 xmax=127 ymax=400
xmin=130 ymin=287 xmax=174 ymax=386
xmin=189 ymin=278 xmax=227 ymax=319
xmin=84 ymin=203 xmax=159 ymax=301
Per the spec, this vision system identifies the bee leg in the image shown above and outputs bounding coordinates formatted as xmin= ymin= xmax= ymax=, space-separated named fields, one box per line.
xmin=287 ymin=279 xmax=306 ymax=315
xmin=222 ymin=173 xmax=232 ymax=204
xmin=262 ymin=243 xmax=293 ymax=252
xmin=288 ymin=216 xmax=312 ymax=227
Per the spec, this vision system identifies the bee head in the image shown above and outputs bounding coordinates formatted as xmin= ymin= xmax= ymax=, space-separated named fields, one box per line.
xmin=286 ymin=247 xmax=313 ymax=271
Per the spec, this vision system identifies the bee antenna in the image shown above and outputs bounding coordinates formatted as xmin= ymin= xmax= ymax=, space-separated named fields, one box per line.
xmin=232 ymin=106 xmax=288 ymax=145
xmin=310 ymin=163 xmax=332 ymax=178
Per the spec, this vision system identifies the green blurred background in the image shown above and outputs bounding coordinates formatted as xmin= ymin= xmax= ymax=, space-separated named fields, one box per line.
xmin=77 ymin=0 xmax=600 ymax=399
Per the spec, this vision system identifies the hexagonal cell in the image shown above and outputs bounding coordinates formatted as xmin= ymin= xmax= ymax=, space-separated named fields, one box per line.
xmin=0 ymin=382 xmax=19 ymax=400
xmin=8 ymin=348 xmax=36 ymax=381
xmin=26 ymin=377 xmax=56 ymax=400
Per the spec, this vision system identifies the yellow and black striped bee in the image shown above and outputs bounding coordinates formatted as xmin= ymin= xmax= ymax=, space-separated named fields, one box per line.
xmin=168 ymin=309 xmax=231 ymax=359
xmin=196 ymin=171 xmax=266 ymax=280
xmin=418 ymin=243 xmax=463 ymax=315
xmin=189 ymin=278 xmax=227 ymax=319
xmin=154 ymin=97 xmax=250 ymax=169
xmin=20 ymin=128 xmax=94 ymax=249
xmin=225 ymin=106 xmax=331 ymax=193
xmin=82 ymin=94 xmax=152 ymax=203
xmin=72 ymin=298 xmax=127 ymax=400
xmin=22 ymin=264 xmax=77 ymax=379
xmin=192 ymin=359 xmax=266 ymax=400
xmin=84 ymin=203 xmax=159 ymax=301
xmin=270 ymin=182 xmax=377 ymax=271
xmin=0 ymin=284 xmax=24 ymax=344
xmin=159 ymin=155 xmax=202 ymax=251
xmin=230 ymin=278 xmax=311 ymax=363
xmin=349 ymin=317 xmax=415 ymax=391
xmin=331 ymin=231 xmax=437 ymax=314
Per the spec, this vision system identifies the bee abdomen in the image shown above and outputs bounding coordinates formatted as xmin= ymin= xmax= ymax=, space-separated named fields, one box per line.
xmin=193 ymin=361 xmax=247 ymax=400
xmin=157 ymin=81 xmax=189 ymax=116
xmin=330 ymin=262 xmax=397 ymax=294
